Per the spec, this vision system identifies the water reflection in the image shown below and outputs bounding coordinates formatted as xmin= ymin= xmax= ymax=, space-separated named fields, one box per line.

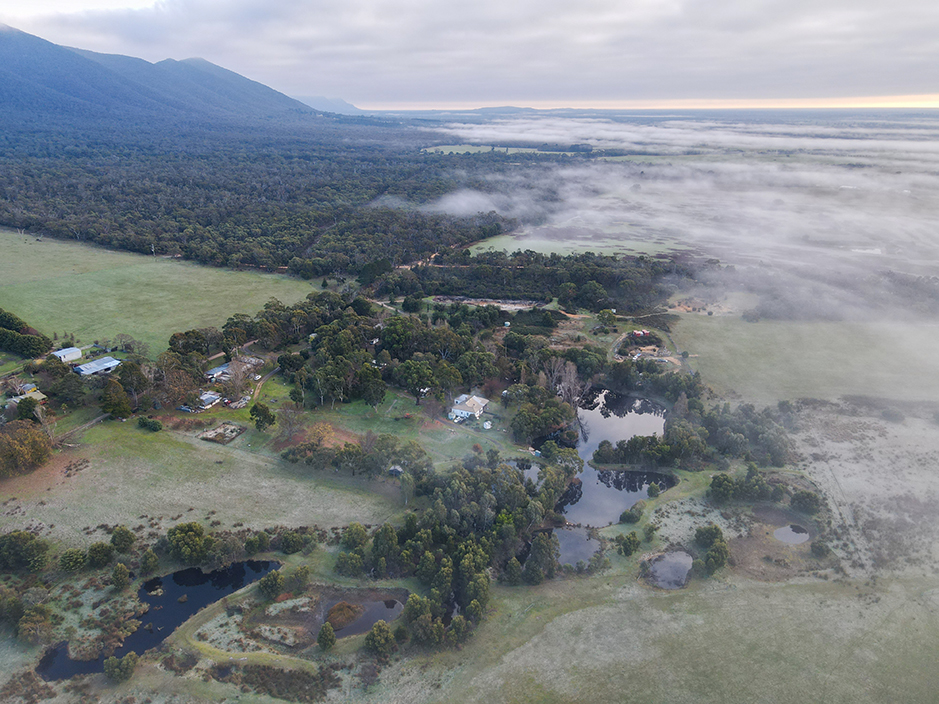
xmin=37 ymin=560 xmax=277 ymax=681
xmin=646 ymin=552 xmax=693 ymax=590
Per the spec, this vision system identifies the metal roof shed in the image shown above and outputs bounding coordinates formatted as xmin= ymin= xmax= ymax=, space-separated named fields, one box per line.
xmin=75 ymin=357 xmax=121 ymax=376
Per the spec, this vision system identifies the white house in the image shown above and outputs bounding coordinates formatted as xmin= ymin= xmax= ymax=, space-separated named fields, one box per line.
xmin=449 ymin=394 xmax=489 ymax=420
xmin=51 ymin=347 xmax=82 ymax=363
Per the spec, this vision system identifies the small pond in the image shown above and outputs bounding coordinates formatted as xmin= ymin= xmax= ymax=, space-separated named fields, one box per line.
xmin=539 ymin=389 xmax=674 ymax=526
xmin=555 ymin=527 xmax=600 ymax=566
xmin=328 ymin=598 xmax=404 ymax=637
xmin=773 ymin=524 xmax=810 ymax=544
xmin=646 ymin=551 xmax=694 ymax=590
xmin=37 ymin=560 xmax=277 ymax=681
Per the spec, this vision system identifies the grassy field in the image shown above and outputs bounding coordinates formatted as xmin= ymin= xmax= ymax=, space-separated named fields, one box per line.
xmin=0 ymin=419 xmax=404 ymax=549
xmin=670 ymin=312 xmax=939 ymax=405
xmin=471 ymin=225 xmax=696 ymax=258
xmin=0 ymin=228 xmax=313 ymax=357
xmin=408 ymin=574 xmax=939 ymax=704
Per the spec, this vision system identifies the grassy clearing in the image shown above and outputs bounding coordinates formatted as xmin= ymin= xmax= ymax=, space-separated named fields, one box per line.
xmin=0 ymin=420 xmax=403 ymax=548
xmin=296 ymin=389 xmax=522 ymax=467
xmin=670 ymin=313 xmax=939 ymax=404
xmin=429 ymin=575 xmax=939 ymax=704
xmin=471 ymin=225 xmax=694 ymax=258
xmin=0 ymin=228 xmax=312 ymax=356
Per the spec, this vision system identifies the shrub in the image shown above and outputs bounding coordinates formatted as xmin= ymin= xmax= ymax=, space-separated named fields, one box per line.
xmin=167 ymin=522 xmax=211 ymax=565
xmin=112 ymin=563 xmax=130 ymax=590
xmin=618 ymin=532 xmax=641 ymax=557
xmin=140 ymin=549 xmax=159 ymax=575
xmin=59 ymin=548 xmax=86 ymax=572
xmin=317 ymin=622 xmax=336 ymax=651
xmin=0 ymin=531 xmax=49 ymax=572
xmin=364 ymin=620 xmax=396 ymax=660
xmin=257 ymin=571 xmax=285 ymax=601
xmin=87 ymin=542 xmax=114 ymax=568
xmin=791 ymin=490 xmax=822 ymax=515
xmin=103 ymin=652 xmax=138 ymax=682
xmin=137 ymin=417 xmax=162 ymax=432
xmin=695 ymin=524 xmax=724 ymax=549
xmin=279 ymin=531 xmax=304 ymax=555
xmin=110 ymin=526 xmax=135 ymax=553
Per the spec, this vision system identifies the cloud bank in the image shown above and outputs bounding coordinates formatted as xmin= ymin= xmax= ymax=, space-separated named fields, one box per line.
xmin=6 ymin=0 xmax=939 ymax=106
xmin=427 ymin=113 xmax=939 ymax=322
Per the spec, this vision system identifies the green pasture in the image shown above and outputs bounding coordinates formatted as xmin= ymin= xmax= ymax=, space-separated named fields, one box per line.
xmin=0 ymin=228 xmax=313 ymax=357
xmin=471 ymin=225 xmax=694 ymax=258
xmin=670 ymin=313 xmax=939 ymax=404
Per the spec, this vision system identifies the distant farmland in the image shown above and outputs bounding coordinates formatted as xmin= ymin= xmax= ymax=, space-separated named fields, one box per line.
xmin=0 ymin=228 xmax=313 ymax=356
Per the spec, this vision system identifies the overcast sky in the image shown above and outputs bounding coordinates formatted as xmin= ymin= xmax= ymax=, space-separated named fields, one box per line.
xmin=3 ymin=0 xmax=939 ymax=109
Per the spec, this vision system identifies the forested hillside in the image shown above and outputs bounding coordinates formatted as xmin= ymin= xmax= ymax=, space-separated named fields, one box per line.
xmin=0 ymin=27 xmax=556 ymax=275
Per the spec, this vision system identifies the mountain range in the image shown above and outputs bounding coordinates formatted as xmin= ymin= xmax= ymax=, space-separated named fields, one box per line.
xmin=0 ymin=24 xmax=328 ymax=125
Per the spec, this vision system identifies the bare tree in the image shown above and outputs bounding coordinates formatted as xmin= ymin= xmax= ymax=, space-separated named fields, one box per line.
xmin=277 ymin=407 xmax=303 ymax=437
xmin=224 ymin=360 xmax=250 ymax=398
xmin=558 ymin=361 xmax=586 ymax=408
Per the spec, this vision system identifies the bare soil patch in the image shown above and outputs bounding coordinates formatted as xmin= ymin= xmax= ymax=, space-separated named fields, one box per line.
xmin=199 ymin=422 xmax=247 ymax=445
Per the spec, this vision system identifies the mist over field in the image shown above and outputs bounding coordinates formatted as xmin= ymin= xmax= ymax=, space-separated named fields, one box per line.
xmin=428 ymin=112 xmax=939 ymax=325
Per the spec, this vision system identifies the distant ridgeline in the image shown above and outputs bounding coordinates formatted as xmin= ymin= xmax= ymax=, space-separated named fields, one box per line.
xmin=0 ymin=308 xmax=51 ymax=358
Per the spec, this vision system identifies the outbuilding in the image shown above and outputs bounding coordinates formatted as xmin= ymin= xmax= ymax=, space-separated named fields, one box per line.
xmin=51 ymin=347 xmax=82 ymax=363
xmin=74 ymin=357 xmax=121 ymax=376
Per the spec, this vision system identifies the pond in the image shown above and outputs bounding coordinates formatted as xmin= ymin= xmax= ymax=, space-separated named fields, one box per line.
xmin=36 ymin=560 xmax=278 ymax=681
xmin=773 ymin=524 xmax=810 ymax=544
xmin=551 ymin=389 xmax=673 ymax=526
xmin=554 ymin=527 xmax=600 ymax=566
xmin=645 ymin=551 xmax=694 ymax=590
xmin=328 ymin=598 xmax=404 ymax=637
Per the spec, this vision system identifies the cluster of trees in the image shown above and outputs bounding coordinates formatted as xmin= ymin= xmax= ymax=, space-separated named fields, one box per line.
xmin=0 ymin=421 xmax=52 ymax=478
xmin=380 ymin=250 xmax=690 ymax=315
xmin=708 ymin=464 xmax=784 ymax=503
xmin=294 ymin=440 xmax=587 ymax=645
xmin=0 ymin=308 xmax=51 ymax=358
xmin=694 ymin=524 xmax=729 ymax=575
xmin=503 ymin=383 xmax=576 ymax=443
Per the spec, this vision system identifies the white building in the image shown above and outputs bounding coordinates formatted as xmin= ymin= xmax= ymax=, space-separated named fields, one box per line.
xmin=449 ymin=394 xmax=489 ymax=420
xmin=51 ymin=347 xmax=82 ymax=363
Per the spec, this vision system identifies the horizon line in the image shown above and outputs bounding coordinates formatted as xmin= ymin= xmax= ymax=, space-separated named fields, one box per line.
xmin=356 ymin=94 xmax=939 ymax=112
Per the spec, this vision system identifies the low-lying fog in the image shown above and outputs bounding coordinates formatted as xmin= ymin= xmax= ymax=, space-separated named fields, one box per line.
xmin=423 ymin=111 xmax=939 ymax=401
xmin=428 ymin=112 xmax=939 ymax=314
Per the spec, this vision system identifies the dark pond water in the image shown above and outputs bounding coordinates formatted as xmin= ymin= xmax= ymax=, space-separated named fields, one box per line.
xmin=36 ymin=560 xmax=277 ymax=681
xmin=773 ymin=524 xmax=810 ymax=544
xmin=536 ymin=390 xmax=674 ymax=526
xmin=575 ymin=389 xmax=667 ymax=463
xmin=330 ymin=599 xmax=404 ymax=637
xmin=647 ymin=551 xmax=693 ymax=590
xmin=555 ymin=527 xmax=600 ymax=566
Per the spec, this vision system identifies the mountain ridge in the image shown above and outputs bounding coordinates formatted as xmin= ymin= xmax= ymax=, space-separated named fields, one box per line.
xmin=0 ymin=25 xmax=319 ymax=125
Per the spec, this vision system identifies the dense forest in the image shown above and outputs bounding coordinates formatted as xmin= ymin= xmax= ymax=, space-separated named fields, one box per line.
xmin=0 ymin=114 xmax=596 ymax=276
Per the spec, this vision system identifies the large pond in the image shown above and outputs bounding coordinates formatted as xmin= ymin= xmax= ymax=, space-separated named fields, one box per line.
xmin=551 ymin=389 xmax=673 ymax=526
xmin=37 ymin=560 xmax=277 ymax=681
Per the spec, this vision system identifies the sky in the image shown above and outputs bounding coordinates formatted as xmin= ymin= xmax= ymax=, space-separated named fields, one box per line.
xmin=3 ymin=0 xmax=939 ymax=110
